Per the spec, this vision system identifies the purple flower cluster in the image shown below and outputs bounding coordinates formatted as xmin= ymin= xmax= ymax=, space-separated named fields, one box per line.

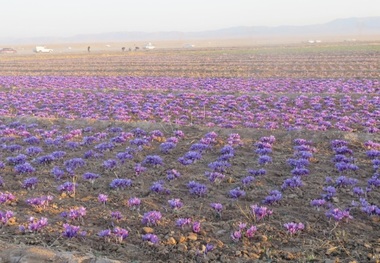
xmin=26 ymin=195 xmax=53 ymax=208
xmin=57 ymin=182 xmax=77 ymax=195
xmin=176 ymin=217 xmax=192 ymax=229
xmin=95 ymin=142 xmax=115 ymax=152
xmin=325 ymin=208 xmax=352 ymax=222
xmin=0 ymin=210 xmax=14 ymax=225
xmin=227 ymin=133 xmax=243 ymax=147
xmin=254 ymin=136 xmax=275 ymax=166
xmin=98 ymin=227 xmax=129 ymax=243
xmin=178 ymin=151 xmax=202 ymax=165
xmin=262 ymin=190 xmax=282 ymax=204
xmin=51 ymin=166 xmax=66 ymax=180
xmin=251 ymin=204 xmax=273 ymax=221
xmin=103 ymin=159 xmax=117 ymax=170
xmin=24 ymin=217 xmax=48 ymax=232
xmin=25 ymin=146 xmax=43 ymax=156
xmin=98 ymin=194 xmax=108 ymax=204
xmin=127 ymin=197 xmax=141 ymax=210
xmin=61 ymin=206 xmax=87 ymax=221
xmin=14 ymin=162 xmax=36 ymax=174
xmin=231 ymin=223 xmax=257 ymax=242
xmin=335 ymin=175 xmax=358 ymax=188
xmin=82 ymin=172 xmax=100 ymax=184
xmin=142 ymin=233 xmax=159 ymax=244
xmin=0 ymin=192 xmax=16 ymax=204
xmin=210 ymin=203 xmax=223 ymax=217
xmin=241 ymin=175 xmax=255 ymax=188
xmin=116 ymin=151 xmax=133 ymax=163
xmin=282 ymin=176 xmax=303 ymax=190
xmin=64 ymin=157 xmax=85 ymax=173
xmin=150 ymin=180 xmax=170 ymax=195
xmin=160 ymin=141 xmax=176 ymax=154
xmin=205 ymin=171 xmax=225 ymax=184
xmin=62 ymin=224 xmax=85 ymax=238
xmin=248 ymin=168 xmax=267 ymax=177
xmin=310 ymin=199 xmax=326 ymax=210
xmin=178 ymin=132 xmax=218 ymax=165
xmin=110 ymin=178 xmax=132 ymax=190
xmin=110 ymin=211 xmax=123 ymax=221
xmin=6 ymin=154 xmax=27 ymax=166
xmin=141 ymin=211 xmax=162 ymax=226
xmin=142 ymin=155 xmax=164 ymax=166
xmin=283 ymin=222 xmax=304 ymax=234
xmin=229 ymin=187 xmax=246 ymax=199
xmin=321 ymin=186 xmax=337 ymax=200
xmin=166 ymin=169 xmax=181 ymax=181
xmin=22 ymin=177 xmax=38 ymax=190
xmin=187 ymin=181 xmax=208 ymax=197
xmin=134 ymin=163 xmax=147 ymax=176
xmin=359 ymin=198 xmax=380 ymax=216
xmin=168 ymin=198 xmax=183 ymax=210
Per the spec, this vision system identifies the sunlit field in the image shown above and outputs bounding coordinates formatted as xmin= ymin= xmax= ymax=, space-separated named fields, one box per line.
xmin=0 ymin=42 xmax=379 ymax=262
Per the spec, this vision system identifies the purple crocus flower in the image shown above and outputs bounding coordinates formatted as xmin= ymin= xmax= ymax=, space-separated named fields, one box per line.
xmin=142 ymin=234 xmax=159 ymax=244
xmin=168 ymin=198 xmax=183 ymax=210
xmin=103 ymin=159 xmax=118 ymax=170
xmin=284 ymin=222 xmax=304 ymax=234
xmin=62 ymin=224 xmax=82 ymax=238
xmin=52 ymin=166 xmax=65 ymax=180
xmin=98 ymin=194 xmax=108 ymax=204
xmin=246 ymin=225 xmax=257 ymax=238
xmin=25 ymin=146 xmax=43 ymax=156
xmin=166 ymin=169 xmax=181 ymax=181
xmin=113 ymin=227 xmax=129 ymax=243
xmin=134 ymin=163 xmax=147 ymax=176
xmin=187 ymin=181 xmax=208 ymax=197
xmin=22 ymin=177 xmax=38 ymax=190
xmin=231 ymin=230 xmax=242 ymax=242
xmin=229 ymin=187 xmax=246 ymax=199
xmin=110 ymin=211 xmax=122 ymax=221
xmin=127 ymin=197 xmax=141 ymax=210
xmin=27 ymin=217 xmax=48 ymax=232
xmin=192 ymin=221 xmax=201 ymax=233
xmin=160 ymin=142 xmax=176 ymax=154
xmin=143 ymin=155 xmax=164 ymax=166
xmin=0 ymin=210 xmax=14 ymax=225
xmin=98 ymin=229 xmax=112 ymax=241
xmin=26 ymin=195 xmax=53 ymax=209
xmin=248 ymin=168 xmax=267 ymax=176
xmin=210 ymin=203 xmax=223 ymax=216
xmin=176 ymin=217 xmax=192 ymax=229
xmin=262 ymin=190 xmax=282 ymax=204
xmin=82 ymin=172 xmax=100 ymax=184
xmin=325 ymin=208 xmax=352 ymax=222
xmin=141 ymin=211 xmax=162 ymax=226
xmin=110 ymin=178 xmax=132 ymax=190
xmin=0 ymin=192 xmax=16 ymax=204
xmin=251 ymin=204 xmax=273 ymax=221
xmin=282 ymin=176 xmax=303 ymax=190
xmin=14 ymin=162 xmax=36 ymax=174
xmin=310 ymin=199 xmax=326 ymax=209
xmin=57 ymin=182 xmax=77 ymax=195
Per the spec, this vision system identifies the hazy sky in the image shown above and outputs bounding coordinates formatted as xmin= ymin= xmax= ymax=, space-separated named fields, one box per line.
xmin=1 ymin=0 xmax=378 ymax=38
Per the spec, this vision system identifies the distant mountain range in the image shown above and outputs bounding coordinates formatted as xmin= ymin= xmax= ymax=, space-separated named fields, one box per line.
xmin=1 ymin=16 xmax=380 ymax=45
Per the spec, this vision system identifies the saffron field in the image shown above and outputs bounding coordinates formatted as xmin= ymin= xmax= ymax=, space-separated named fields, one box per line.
xmin=0 ymin=43 xmax=379 ymax=262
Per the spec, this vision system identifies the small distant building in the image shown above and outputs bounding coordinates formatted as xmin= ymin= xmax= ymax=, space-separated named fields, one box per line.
xmin=183 ymin=44 xmax=195 ymax=48
xmin=144 ymin=43 xmax=155 ymax=50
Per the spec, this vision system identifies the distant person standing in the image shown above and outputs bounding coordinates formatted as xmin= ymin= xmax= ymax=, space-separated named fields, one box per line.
xmin=122 ymin=47 xmax=125 ymax=52
xmin=87 ymin=46 xmax=91 ymax=52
